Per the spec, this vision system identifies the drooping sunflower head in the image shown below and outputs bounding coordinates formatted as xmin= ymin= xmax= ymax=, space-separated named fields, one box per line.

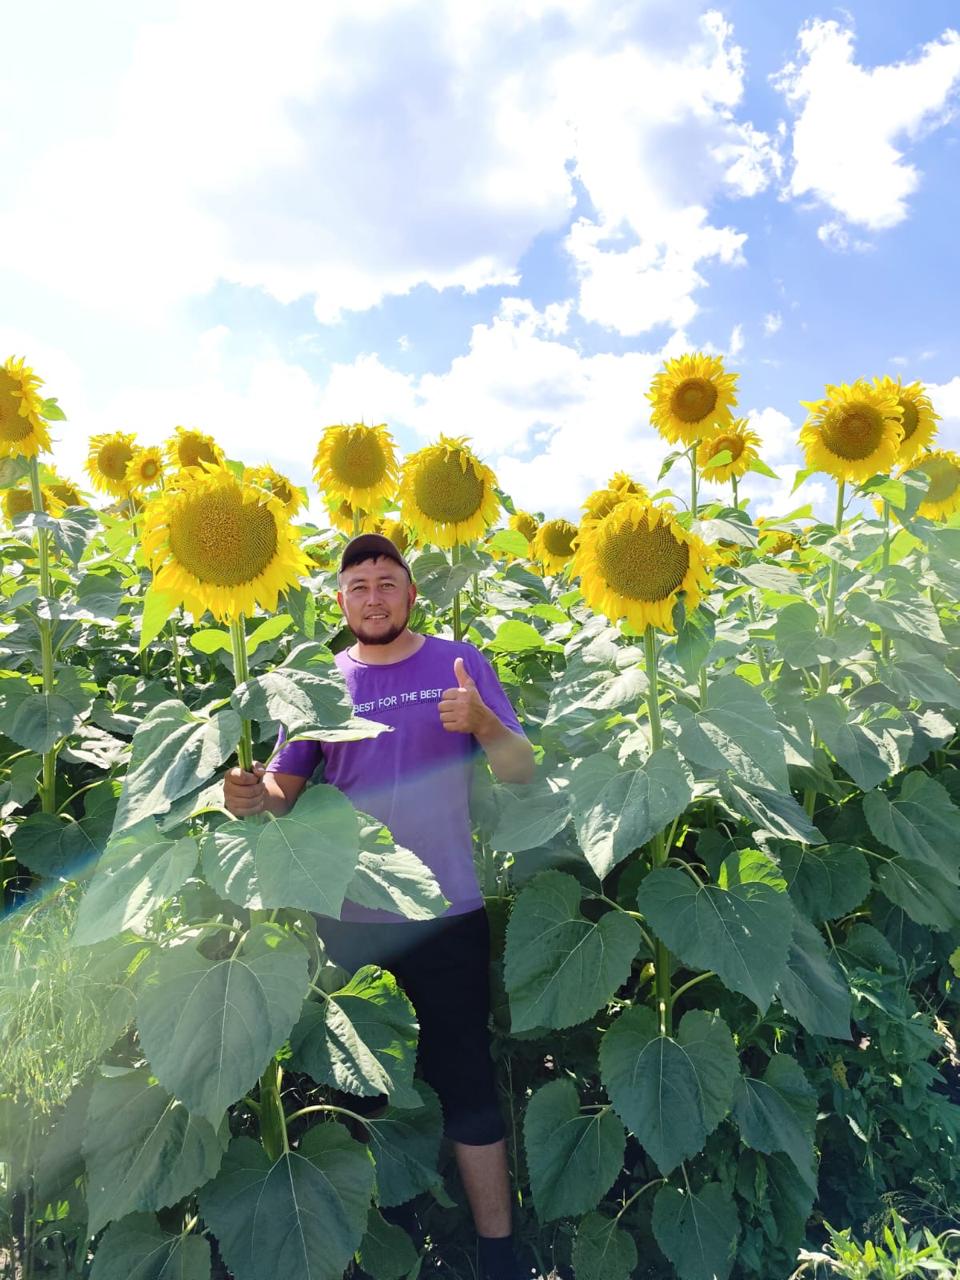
xmin=756 ymin=517 xmax=802 ymax=557
xmin=508 ymin=510 xmax=539 ymax=543
xmin=582 ymin=473 xmax=648 ymax=525
xmin=399 ymin=435 xmax=500 ymax=549
xmin=85 ymin=431 xmax=138 ymax=497
xmin=142 ymin=465 xmax=310 ymax=622
xmin=873 ymin=376 xmax=939 ymax=467
xmin=532 ymin=518 xmax=579 ymax=576
xmin=2 ymin=486 xmax=48 ymax=521
xmin=914 ymin=450 xmax=960 ymax=521
xmin=44 ymin=471 xmax=86 ymax=509
xmin=0 ymin=356 xmax=51 ymax=460
xmin=164 ymin=425 xmax=225 ymax=472
xmin=696 ymin=419 xmax=761 ymax=483
xmin=246 ymin=463 xmax=305 ymax=516
xmin=799 ymin=380 xmax=903 ymax=484
xmin=379 ymin=518 xmax=410 ymax=553
xmin=327 ymin=497 xmax=379 ymax=535
xmin=573 ymin=497 xmax=713 ymax=633
xmin=313 ymin=422 xmax=399 ymax=511
xmin=126 ymin=445 xmax=166 ymax=493
xmin=647 ymin=352 xmax=739 ymax=447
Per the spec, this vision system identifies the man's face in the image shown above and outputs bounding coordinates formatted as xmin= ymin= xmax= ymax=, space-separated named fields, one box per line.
xmin=337 ymin=556 xmax=416 ymax=645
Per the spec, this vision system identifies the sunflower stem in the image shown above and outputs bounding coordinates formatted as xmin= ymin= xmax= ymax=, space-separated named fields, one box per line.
xmin=690 ymin=444 xmax=698 ymax=517
xmin=644 ymin=625 xmax=672 ymax=1037
xmin=229 ymin=616 xmax=254 ymax=774
xmin=731 ymin=474 xmax=739 ymax=509
xmin=880 ymin=498 xmax=891 ymax=661
xmin=452 ymin=542 xmax=463 ymax=642
xmin=804 ymin=479 xmax=846 ymax=818
xmin=168 ymin=615 xmax=184 ymax=697
xmin=28 ymin=457 xmax=57 ymax=814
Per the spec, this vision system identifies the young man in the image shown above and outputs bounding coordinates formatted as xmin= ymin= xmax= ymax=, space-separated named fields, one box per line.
xmin=223 ymin=533 xmax=535 ymax=1280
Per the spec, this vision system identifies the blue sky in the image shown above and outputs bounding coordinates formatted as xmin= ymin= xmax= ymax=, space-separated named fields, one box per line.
xmin=2 ymin=0 xmax=958 ymax=522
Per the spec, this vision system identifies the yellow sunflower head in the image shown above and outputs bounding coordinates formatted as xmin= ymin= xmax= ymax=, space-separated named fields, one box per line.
xmin=142 ymin=465 xmax=310 ymax=623
xmin=164 ymin=426 xmax=225 ymax=472
xmin=0 ymin=356 xmax=51 ymax=460
xmin=799 ymin=380 xmax=903 ymax=484
xmin=327 ymin=497 xmax=379 ymax=535
xmin=756 ymin=517 xmax=801 ymax=557
xmin=399 ymin=435 xmax=500 ymax=549
xmin=126 ymin=445 xmax=166 ymax=493
xmin=313 ymin=422 xmax=399 ymax=511
xmin=873 ymin=376 xmax=939 ymax=467
xmin=44 ymin=471 xmax=86 ymax=509
xmin=573 ymin=497 xmax=713 ymax=634
xmin=532 ymin=518 xmax=579 ymax=576
xmin=647 ymin=352 xmax=739 ymax=447
xmin=696 ymin=419 xmax=761 ymax=483
xmin=246 ymin=463 xmax=306 ymax=516
xmin=914 ymin=450 xmax=960 ymax=521
xmin=379 ymin=518 xmax=409 ymax=553
xmin=2 ymin=485 xmax=49 ymax=521
xmin=85 ymin=431 xmax=138 ymax=497
xmin=582 ymin=473 xmax=648 ymax=525
xmin=508 ymin=510 xmax=539 ymax=543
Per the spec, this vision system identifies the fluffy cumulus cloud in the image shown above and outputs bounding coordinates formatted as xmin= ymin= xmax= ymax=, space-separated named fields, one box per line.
xmin=929 ymin=376 xmax=960 ymax=451
xmin=773 ymin=20 xmax=960 ymax=243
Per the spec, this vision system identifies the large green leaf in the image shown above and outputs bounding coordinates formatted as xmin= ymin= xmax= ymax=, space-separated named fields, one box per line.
xmin=773 ymin=601 xmax=870 ymax=669
xmin=777 ymin=916 xmax=852 ymax=1040
xmin=198 ymin=1128 xmax=374 ymax=1280
xmin=719 ymin=778 xmax=824 ymax=845
xmin=366 ymin=1081 xmax=443 ymax=1207
xmin=356 ymin=1207 xmax=419 ymax=1280
xmin=651 ymin=1182 xmax=738 ymax=1280
xmin=571 ymin=1212 xmax=637 ymax=1280
xmin=232 ymin=666 xmax=354 ymax=733
xmin=290 ymin=967 xmax=418 ymax=1105
xmin=202 ymin=784 xmax=359 ymax=916
xmin=733 ymin=1054 xmax=817 ymax=1194
xmin=10 ymin=810 xmax=106 ymax=877
xmin=863 ymin=771 xmax=960 ymax=879
xmin=73 ymin=823 xmax=199 ymax=946
xmin=774 ymin=842 xmax=871 ymax=922
xmin=845 ymin=590 xmax=945 ymax=645
xmin=83 ymin=1067 xmax=226 ymax=1236
xmin=523 ymin=1078 xmax=625 ymax=1223
xmin=136 ymin=925 xmax=309 ymax=1124
xmin=0 ymin=676 xmax=83 ymax=752
xmin=808 ymin=694 xmax=903 ymax=791
xmin=113 ymin=699 xmax=241 ymax=834
xmin=490 ymin=778 xmax=571 ymax=852
xmin=873 ymin=858 xmax=960 ymax=930
xmin=671 ymin=674 xmax=788 ymax=791
xmin=504 ymin=871 xmax=641 ymax=1031
xmin=89 ymin=1214 xmax=210 ymax=1280
xmin=569 ymin=749 xmax=693 ymax=879
xmin=639 ymin=850 xmax=795 ymax=1011
xmin=345 ymin=818 xmax=448 ymax=919
xmin=880 ymin=656 xmax=960 ymax=710
xmin=599 ymin=1007 xmax=738 ymax=1174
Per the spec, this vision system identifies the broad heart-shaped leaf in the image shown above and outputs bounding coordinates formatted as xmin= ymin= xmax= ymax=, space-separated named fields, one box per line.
xmin=523 ymin=1078 xmax=625 ymax=1223
xmin=357 ymin=1206 xmax=419 ymax=1280
xmin=73 ymin=823 xmax=199 ymax=946
xmin=863 ymin=771 xmax=960 ymax=880
xmin=232 ymin=666 xmax=354 ymax=733
xmin=0 ymin=676 xmax=82 ymax=752
xmin=113 ymin=699 xmax=241 ymax=834
xmin=504 ymin=871 xmax=641 ymax=1032
xmin=651 ymin=1182 xmax=738 ymax=1280
xmin=366 ymin=1081 xmax=443 ymax=1207
xmin=639 ymin=850 xmax=794 ymax=1011
xmin=345 ymin=818 xmax=448 ymax=920
xmin=490 ymin=778 xmax=571 ymax=852
xmin=873 ymin=857 xmax=960 ymax=930
xmin=202 ymin=784 xmax=359 ymax=916
xmin=10 ymin=810 xmax=105 ymax=877
xmin=198 ymin=1127 xmax=374 ymax=1280
xmin=599 ymin=1007 xmax=739 ymax=1174
xmin=772 ymin=601 xmax=869 ymax=670
xmin=290 ymin=967 xmax=418 ymax=1104
xmin=777 ymin=916 xmax=852 ymax=1040
xmin=569 ymin=749 xmax=693 ymax=879
xmin=671 ymin=674 xmax=788 ymax=792
xmin=879 ymin=655 xmax=960 ymax=709
xmin=774 ymin=842 xmax=871 ymax=922
xmin=808 ymin=694 xmax=903 ymax=791
xmin=136 ymin=925 xmax=309 ymax=1124
xmin=719 ymin=778 xmax=824 ymax=845
xmin=845 ymin=589 xmax=946 ymax=645
xmin=83 ymin=1067 xmax=227 ymax=1236
xmin=89 ymin=1213 xmax=211 ymax=1280
xmin=571 ymin=1212 xmax=638 ymax=1280
xmin=733 ymin=1054 xmax=817 ymax=1194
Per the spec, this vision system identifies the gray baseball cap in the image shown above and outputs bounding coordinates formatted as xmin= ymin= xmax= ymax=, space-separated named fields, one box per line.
xmin=338 ymin=533 xmax=412 ymax=579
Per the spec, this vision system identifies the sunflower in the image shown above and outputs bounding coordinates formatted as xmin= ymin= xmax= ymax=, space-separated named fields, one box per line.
xmin=2 ymin=485 xmax=51 ymax=521
xmin=246 ymin=463 xmax=306 ymax=516
xmin=799 ymin=380 xmax=903 ymax=484
xmin=873 ymin=376 xmax=939 ymax=467
xmin=399 ymin=435 xmax=500 ymax=549
xmin=164 ymin=426 xmax=225 ymax=472
xmin=44 ymin=471 xmax=86 ymax=508
xmin=573 ymin=497 xmax=713 ymax=633
xmin=313 ymin=422 xmax=399 ymax=511
xmin=327 ymin=497 xmax=378 ymax=535
xmin=582 ymin=473 xmax=648 ymax=525
xmin=914 ymin=450 xmax=960 ymax=521
xmin=142 ymin=465 xmax=310 ymax=622
xmin=0 ymin=356 xmax=51 ymax=459
xmin=532 ymin=518 xmax=579 ymax=575
xmin=647 ymin=352 xmax=739 ymax=447
xmin=756 ymin=517 xmax=801 ymax=557
xmin=696 ymin=419 xmax=761 ymax=483
xmin=508 ymin=510 xmax=539 ymax=542
xmin=126 ymin=445 xmax=166 ymax=494
xmin=379 ymin=518 xmax=409 ymax=553
xmin=85 ymin=431 xmax=138 ymax=497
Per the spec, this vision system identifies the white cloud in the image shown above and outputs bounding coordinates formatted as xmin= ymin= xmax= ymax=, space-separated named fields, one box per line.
xmin=774 ymin=20 xmax=960 ymax=239
xmin=930 ymin=376 xmax=960 ymax=451
xmin=762 ymin=311 xmax=782 ymax=336
xmin=728 ymin=324 xmax=744 ymax=357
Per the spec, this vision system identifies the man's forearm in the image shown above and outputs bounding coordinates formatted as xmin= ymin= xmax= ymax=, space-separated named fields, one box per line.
xmin=475 ymin=711 xmax=536 ymax=783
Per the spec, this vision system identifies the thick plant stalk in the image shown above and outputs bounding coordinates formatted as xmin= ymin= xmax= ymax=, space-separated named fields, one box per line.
xmin=258 ymin=1059 xmax=289 ymax=1161
xmin=228 ymin=616 xmax=254 ymax=773
xmin=803 ymin=480 xmax=846 ymax=817
xmin=28 ymin=457 xmax=57 ymax=813
xmin=880 ymin=498 xmax=891 ymax=660
xmin=452 ymin=542 xmax=463 ymax=642
xmin=731 ymin=474 xmax=739 ymax=509
xmin=690 ymin=444 xmax=698 ymax=517
xmin=644 ymin=625 xmax=673 ymax=1037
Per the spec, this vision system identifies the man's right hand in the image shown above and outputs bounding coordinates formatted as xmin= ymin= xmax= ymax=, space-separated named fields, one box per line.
xmin=223 ymin=763 xmax=267 ymax=817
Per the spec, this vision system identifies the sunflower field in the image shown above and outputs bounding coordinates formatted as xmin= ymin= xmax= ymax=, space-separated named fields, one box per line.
xmin=2 ymin=351 xmax=960 ymax=1280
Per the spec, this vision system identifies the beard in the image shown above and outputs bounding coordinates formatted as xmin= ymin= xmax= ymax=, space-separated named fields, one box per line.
xmin=352 ymin=602 xmax=412 ymax=646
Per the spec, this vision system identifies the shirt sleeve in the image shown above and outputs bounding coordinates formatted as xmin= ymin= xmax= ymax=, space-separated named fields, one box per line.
xmin=264 ymin=725 xmax=324 ymax=778
xmin=462 ymin=646 xmax=525 ymax=739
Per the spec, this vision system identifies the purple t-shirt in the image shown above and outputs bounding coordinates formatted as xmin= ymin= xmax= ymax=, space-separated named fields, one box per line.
xmin=266 ymin=634 xmax=525 ymax=923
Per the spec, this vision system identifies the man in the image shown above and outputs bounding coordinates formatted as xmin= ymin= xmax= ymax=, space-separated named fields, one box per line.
xmin=223 ymin=532 xmax=535 ymax=1280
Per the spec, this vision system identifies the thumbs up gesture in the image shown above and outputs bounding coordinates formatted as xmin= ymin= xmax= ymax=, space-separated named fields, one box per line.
xmin=439 ymin=656 xmax=487 ymax=734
